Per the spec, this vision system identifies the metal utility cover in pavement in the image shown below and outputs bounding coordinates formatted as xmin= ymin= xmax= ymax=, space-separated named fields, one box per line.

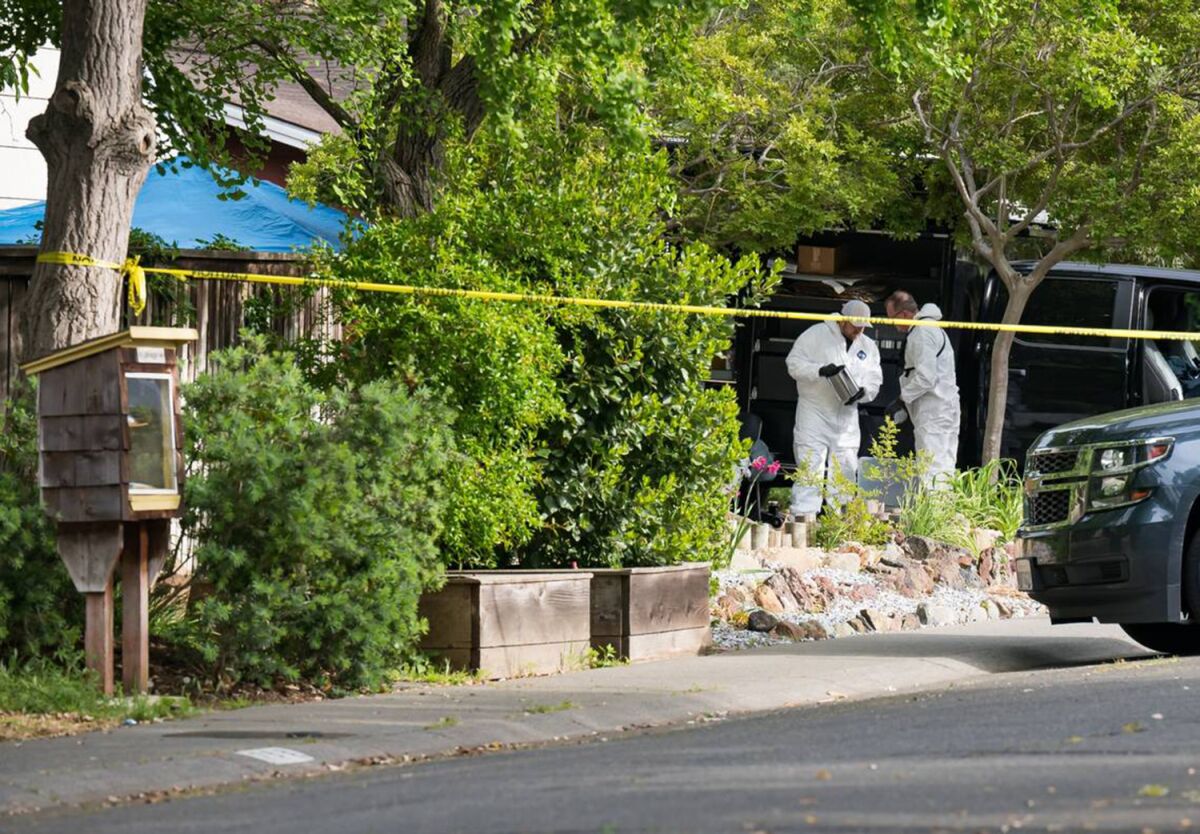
xmin=235 ymin=747 xmax=315 ymax=765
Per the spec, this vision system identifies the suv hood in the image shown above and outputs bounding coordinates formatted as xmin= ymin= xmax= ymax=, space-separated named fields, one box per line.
xmin=1034 ymin=398 xmax=1200 ymax=450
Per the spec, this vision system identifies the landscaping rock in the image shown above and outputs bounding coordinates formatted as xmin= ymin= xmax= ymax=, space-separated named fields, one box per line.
xmin=880 ymin=541 xmax=906 ymax=567
xmin=861 ymin=608 xmax=898 ymax=633
xmin=982 ymin=599 xmax=1002 ymax=620
xmin=916 ymin=602 xmax=957 ymax=628
xmin=714 ymin=594 xmax=741 ymax=621
xmin=773 ymin=619 xmax=830 ymax=641
xmin=903 ymin=535 xmax=941 ymax=562
xmin=822 ymin=551 xmax=861 ymax=573
xmin=972 ymin=528 xmax=1002 ymax=554
xmin=747 ymin=609 xmax=779 ymax=632
xmin=832 ymin=622 xmax=857 ymax=638
xmin=900 ymin=613 xmax=922 ymax=631
xmin=768 ymin=547 xmax=824 ymax=573
xmin=765 ymin=573 xmax=804 ymax=610
xmin=753 ymin=584 xmax=785 ymax=614
xmin=771 ymin=620 xmax=806 ymax=640
xmin=847 ymin=615 xmax=873 ymax=633
xmin=729 ymin=549 xmax=762 ymax=570
xmin=885 ymin=563 xmax=936 ymax=598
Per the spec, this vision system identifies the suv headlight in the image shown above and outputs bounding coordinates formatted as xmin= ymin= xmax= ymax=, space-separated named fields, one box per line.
xmin=1086 ymin=439 xmax=1173 ymax=511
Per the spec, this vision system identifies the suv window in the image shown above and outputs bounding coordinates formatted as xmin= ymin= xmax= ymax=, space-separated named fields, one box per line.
xmin=993 ymin=277 xmax=1118 ymax=348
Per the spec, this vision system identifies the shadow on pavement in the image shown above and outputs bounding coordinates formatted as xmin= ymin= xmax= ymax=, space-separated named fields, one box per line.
xmin=716 ymin=627 xmax=1155 ymax=674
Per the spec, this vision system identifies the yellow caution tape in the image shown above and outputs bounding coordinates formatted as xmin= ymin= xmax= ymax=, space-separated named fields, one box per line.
xmin=36 ymin=251 xmax=147 ymax=316
xmin=36 ymin=250 xmax=1200 ymax=342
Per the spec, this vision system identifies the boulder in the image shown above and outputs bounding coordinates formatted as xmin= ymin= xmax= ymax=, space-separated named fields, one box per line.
xmin=885 ymin=563 xmax=936 ymax=598
xmin=861 ymin=608 xmax=898 ymax=633
xmin=830 ymin=619 xmax=859 ymax=638
xmin=847 ymin=615 xmax=873 ymax=633
xmin=822 ymin=551 xmax=862 ymax=574
xmin=903 ymin=535 xmax=941 ymax=562
xmin=832 ymin=621 xmax=857 ymax=638
xmin=729 ymin=549 xmax=762 ymax=570
xmin=770 ymin=547 xmax=824 ymax=573
xmin=714 ymin=593 xmax=741 ymax=621
xmin=747 ymin=609 xmax=779 ymax=632
xmin=765 ymin=573 xmax=803 ymax=611
xmin=925 ymin=551 xmax=983 ymax=591
xmin=982 ymin=599 xmax=1002 ymax=620
xmin=847 ymin=583 xmax=880 ymax=604
xmin=880 ymin=541 xmax=906 ymax=567
xmin=773 ymin=619 xmax=830 ymax=641
xmin=972 ymin=528 xmax=1002 ymax=554
xmin=916 ymin=602 xmax=957 ymax=628
xmin=900 ymin=613 xmax=922 ymax=631
xmin=753 ymin=583 xmax=785 ymax=614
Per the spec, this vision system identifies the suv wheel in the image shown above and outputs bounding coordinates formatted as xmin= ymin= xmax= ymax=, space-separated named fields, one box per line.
xmin=1119 ymin=622 xmax=1200 ymax=655
xmin=1119 ymin=530 xmax=1200 ymax=654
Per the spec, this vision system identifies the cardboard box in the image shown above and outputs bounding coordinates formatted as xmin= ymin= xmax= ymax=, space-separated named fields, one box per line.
xmin=796 ymin=244 xmax=840 ymax=275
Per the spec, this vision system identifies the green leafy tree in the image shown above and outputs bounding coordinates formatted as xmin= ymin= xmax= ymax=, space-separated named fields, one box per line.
xmin=654 ymin=1 xmax=922 ymax=251
xmin=853 ymin=0 xmax=1200 ymax=461
xmin=323 ymin=118 xmax=763 ymax=568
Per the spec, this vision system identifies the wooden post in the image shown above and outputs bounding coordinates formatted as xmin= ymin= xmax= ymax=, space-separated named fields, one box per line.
xmin=121 ymin=523 xmax=150 ymax=694
xmin=84 ymin=584 xmax=114 ymax=695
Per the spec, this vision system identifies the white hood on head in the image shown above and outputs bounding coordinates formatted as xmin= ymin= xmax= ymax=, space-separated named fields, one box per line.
xmin=916 ymin=303 xmax=943 ymax=321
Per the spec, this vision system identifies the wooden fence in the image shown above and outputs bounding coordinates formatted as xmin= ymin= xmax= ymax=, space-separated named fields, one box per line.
xmin=0 ymin=247 xmax=342 ymax=402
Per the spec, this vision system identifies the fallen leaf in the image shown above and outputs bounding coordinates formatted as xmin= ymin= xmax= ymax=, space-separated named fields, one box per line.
xmin=1066 ymin=735 xmax=1085 ymax=744
xmin=815 ymin=769 xmax=832 ymax=781
xmin=1140 ymin=785 xmax=1171 ymax=798
xmin=1124 ymin=722 xmax=1147 ymax=734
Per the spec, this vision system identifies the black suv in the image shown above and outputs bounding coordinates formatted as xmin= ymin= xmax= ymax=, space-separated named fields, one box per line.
xmin=1017 ymin=400 xmax=1200 ymax=654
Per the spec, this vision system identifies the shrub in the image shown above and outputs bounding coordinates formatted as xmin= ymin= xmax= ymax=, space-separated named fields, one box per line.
xmin=173 ymin=338 xmax=455 ymax=690
xmin=323 ymin=125 xmax=764 ymax=570
xmin=0 ymin=387 xmax=80 ymax=661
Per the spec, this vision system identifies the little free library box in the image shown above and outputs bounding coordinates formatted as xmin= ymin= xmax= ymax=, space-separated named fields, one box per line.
xmin=22 ymin=326 xmax=198 ymax=694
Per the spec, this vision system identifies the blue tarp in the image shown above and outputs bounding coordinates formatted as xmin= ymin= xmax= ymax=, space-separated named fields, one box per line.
xmin=0 ymin=158 xmax=350 ymax=252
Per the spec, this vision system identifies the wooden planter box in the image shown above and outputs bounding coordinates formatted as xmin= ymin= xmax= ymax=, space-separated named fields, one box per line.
xmin=590 ymin=564 xmax=712 ymax=662
xmin=418 ymin=571 xmax=592 ymax=679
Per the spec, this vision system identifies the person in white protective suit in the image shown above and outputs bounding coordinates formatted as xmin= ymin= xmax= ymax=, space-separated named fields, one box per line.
xmin=885 ymin=291 xmax=960 ymax=485
xmin=786 ymin=299 xmax=883 ymax=516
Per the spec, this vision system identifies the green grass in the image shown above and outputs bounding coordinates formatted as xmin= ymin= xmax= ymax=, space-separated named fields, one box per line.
xmin=585 ymin=645 xmax=628 ymax=669
xmin=393 ymin=656 xmax=483 ymax=686
xmin=0 ymin=658 xmax=193 ymax=724
xmin=423 ymin=715 xmax=459 ymax=730
xmin=524 ymin=700 xmax=576 ymax=714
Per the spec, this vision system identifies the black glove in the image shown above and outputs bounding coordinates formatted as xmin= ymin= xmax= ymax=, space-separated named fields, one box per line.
xmin=846 ymin=387 xmax=866 ymax=405
xmin=819 ymin=363 xmax=844 ymax=378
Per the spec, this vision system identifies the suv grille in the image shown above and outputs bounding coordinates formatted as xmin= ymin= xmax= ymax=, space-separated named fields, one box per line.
xmin=1026 ymin=490 xmax=1072 ymax=527
xmin=1030 ymin=449 xmax=1078 ymax=475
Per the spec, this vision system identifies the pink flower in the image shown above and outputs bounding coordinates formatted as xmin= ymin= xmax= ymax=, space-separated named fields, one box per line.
xmin=751 ymin=456 xmax=768 ymax=471
xmin=767 ymin=461 xmax=781 ymax=476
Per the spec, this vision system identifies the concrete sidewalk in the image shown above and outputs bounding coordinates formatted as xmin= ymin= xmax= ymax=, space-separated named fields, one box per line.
xmin=0 ymin=618 xmax=1149 ymax=815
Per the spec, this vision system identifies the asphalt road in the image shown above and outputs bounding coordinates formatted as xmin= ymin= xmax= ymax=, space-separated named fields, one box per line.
xmin=11 ymin=654 xmax=1200 ymax=834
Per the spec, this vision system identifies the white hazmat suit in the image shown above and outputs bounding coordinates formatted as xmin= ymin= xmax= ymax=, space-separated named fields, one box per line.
xmin=786 ymin=319 xmax=882 ymax=515
xmin=899 ymin=303 xmax=960 ymax=485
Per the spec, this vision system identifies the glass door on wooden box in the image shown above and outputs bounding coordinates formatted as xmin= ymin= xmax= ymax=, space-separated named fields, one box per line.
xmin=125 ymin=372 xmax=177 ymax=493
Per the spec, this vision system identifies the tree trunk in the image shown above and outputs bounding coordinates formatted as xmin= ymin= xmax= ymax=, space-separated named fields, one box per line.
xmin=19 ymin=0 xmax=156 ymax=361
xmin=981 ymin=282 xmax=1034 ymax=463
